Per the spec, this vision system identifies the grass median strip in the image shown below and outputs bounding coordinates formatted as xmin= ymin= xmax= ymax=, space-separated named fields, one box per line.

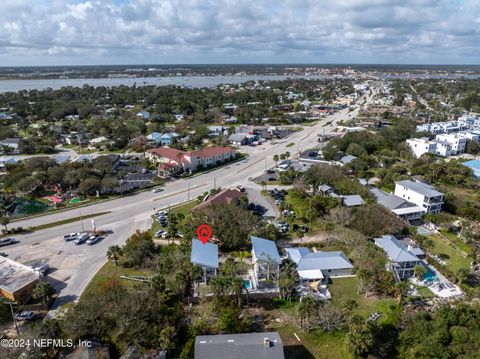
xmin=30 ymin=211 xmax=111 ymax=231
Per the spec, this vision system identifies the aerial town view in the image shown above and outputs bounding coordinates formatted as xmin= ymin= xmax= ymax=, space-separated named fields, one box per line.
xmin=1 ymin=1 xmax=480 ymax=359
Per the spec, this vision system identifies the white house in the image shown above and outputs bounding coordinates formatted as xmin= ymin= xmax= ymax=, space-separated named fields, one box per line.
xmin=136 ymin=110 xmax=150 ymax=120
xmin=435 ymin=133 xmax=467 ymax=155
xmin=374 ymin=235 xmax=423 ymax=281
xmin=406 ymin=138 xmax=437 ymax=158
xmin=285 ymin=248 xmax=354 ymax=282
xmin=0 ymin=138 xmax=21 ymax=154
xmin=394 ymin=180 xmax=444 ymax=214
xmin=251 ymin=236 xmax=281 ymax=288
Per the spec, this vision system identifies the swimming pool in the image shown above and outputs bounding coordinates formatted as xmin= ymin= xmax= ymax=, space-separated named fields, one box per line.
xmin=423 ymin=268 xmax=437 ymax=282
xmin=243 ymin=279 xmax=252 ymax=289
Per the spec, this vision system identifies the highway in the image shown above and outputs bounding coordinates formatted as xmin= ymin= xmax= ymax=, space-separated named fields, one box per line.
xmin=2 ymin=92 xmax=372 ymax=317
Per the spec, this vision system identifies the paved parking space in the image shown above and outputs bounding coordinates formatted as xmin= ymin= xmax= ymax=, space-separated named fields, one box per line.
xmin=245 ymin=186 xmax=278 ymax=219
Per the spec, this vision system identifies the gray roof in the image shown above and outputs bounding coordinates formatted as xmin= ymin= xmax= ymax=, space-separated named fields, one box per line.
xmin=251 ymin=236 xmax=282 ymax=264
xmin=195 ymin=332 xmax=284 ymax=359
xmin=291 ymin=250 xmax=354 ymax=271
xmin=340 ymin=154 xmax=357 ymax=164
xmin=396 ymin=180 xmax=443 ymax=197
xmin=228 ymin=133 xmax=248 ymax=142
xmin=0 ymin=256 xmax=39 ymax=295
xmin=285 ymin=247 xmax=310 ymax=264
xmin=374 ymin=235 xmax=420 ymax=263
xmin=370 ymin=188 xmax=410 ymax=210
xmin=318 ymin=184 xmax=332 ymax=192
xmin=191 ymin=239 xmax=219 ymax=269
xmin=0 ymin=138 xmax=20 ymax=145
xmin=342 ymin=195 xmax=365 ymax=207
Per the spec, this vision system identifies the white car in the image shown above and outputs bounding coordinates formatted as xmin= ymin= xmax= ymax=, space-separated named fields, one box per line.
xmin=63 ymin=233 xmax=80 ymax=241
xmin=152 ymin=187 xmax=163 ymax=193
xmin=15 ymin=311 xmax=34 ymax=321
xmin=86 ymin=235 xmax=102 ymax=245
xmin=156 ymin=210 xmax=168 ymax=216
xmin=155 ymin=230 xmax=168 ymax=238
xmin=0 ymin=237 xmax=16 ymax=246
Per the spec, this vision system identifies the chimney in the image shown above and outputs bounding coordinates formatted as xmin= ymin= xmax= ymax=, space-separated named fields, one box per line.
xmin=407 ymin=245 xmax=412 ymax=252
xmin=263 ymin=338 xmax=271 ymax=348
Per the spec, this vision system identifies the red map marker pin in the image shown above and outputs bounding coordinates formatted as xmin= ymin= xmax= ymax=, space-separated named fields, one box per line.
xmin=197 ymin=224 xmax=212 ymax=244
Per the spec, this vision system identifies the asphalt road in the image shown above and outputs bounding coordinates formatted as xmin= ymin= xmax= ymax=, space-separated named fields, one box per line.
xmin=2 ymin=91 xmax=373 ymax=317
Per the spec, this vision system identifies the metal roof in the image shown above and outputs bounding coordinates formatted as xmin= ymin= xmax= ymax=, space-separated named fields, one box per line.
xmin=340 ymin=154 xmax=357 ymax=164
xmin=285 ymin=247 xmax=310 ymax=264
xmin=191 ymin=239 xmax=219 ymax=269
xmin=370 ymin=188 xmax=410 ymax=210
xmin=0 ymin=256 xmax=39 ymax=295
xmin=342 ymin=195 xmax=365 ymax=207
xmin=195 ymin=332 xmax=284 ymax=359
xmin=374 ymin=235 xmax=420 ymax=263
xmin=251 ymin=236 xmax=282 ymax=264
xmin=396 ymin=180 xmax=443 ymax=197
xmin=296 ymin=251 xmax=354 ymax=271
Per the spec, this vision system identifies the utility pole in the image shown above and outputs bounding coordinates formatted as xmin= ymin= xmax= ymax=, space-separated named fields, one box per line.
xmin=79 ymin=210 xmax=85 ymax=232
xmin=1 ymin=299 xmax=19 ymax=335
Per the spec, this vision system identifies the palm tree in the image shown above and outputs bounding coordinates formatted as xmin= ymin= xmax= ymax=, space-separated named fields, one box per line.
xmin=1 ymin=214 xmax=9 ymax=232
xmin=107 ymin=245 xmax=123 ymax=266
xmin=413 ymin=264 xmax=427 ymax=288
xmin=273 ymin=154 xmax=279 ymax=167
xmin=32 ymin=280 xmax=56 ymax=307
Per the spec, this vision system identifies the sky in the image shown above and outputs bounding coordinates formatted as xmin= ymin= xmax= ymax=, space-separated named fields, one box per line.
xmin=1 ymin=0 xmax=480 ymax=66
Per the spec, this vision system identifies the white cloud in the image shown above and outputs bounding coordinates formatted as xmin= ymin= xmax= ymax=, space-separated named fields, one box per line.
xmin=0 ymin=0 xmax=479 ymax=65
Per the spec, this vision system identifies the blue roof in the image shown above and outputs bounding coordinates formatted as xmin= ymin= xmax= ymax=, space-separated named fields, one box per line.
xmin=191 ymin=239 xmax=219 ymax=269
xmin=285 ymin=247 xmax=310 ymax=264
xmin=146 ymin=132 xmax=162 ymax=140
xmin=296 ymin=251 xmax=353 ymax=271
xmin=463 ymin=160 xmax=480 ymax=178
xmin=464 ymin=159 xmax=480 ymax=168
xmin=251 ymin=236 xmax=281 ymax=264
xmin=374 ymin=235 xmax=420 ymax=263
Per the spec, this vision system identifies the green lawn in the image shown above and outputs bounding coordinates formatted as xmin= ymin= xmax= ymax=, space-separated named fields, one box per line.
xmin=328 ymin=277 xmax=399 ymax=325
xmin=416 ymin=286 xmax=435 ymax=298
xmin=426 ymin=234 xmax=473 ymax=274
xmin=81 ymin=261 xmax=153 ymax=300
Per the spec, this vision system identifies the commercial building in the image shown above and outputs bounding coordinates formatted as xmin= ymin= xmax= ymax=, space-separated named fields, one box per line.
xmin=0 ymin=256 xmax=39 ymax=302
xmin=394 ymin=180 xmax=444 ymax=214
xmin=146 ymin=146 xmax=236 ymax=176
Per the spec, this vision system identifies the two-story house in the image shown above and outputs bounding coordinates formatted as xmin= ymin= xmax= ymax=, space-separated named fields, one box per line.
xmin=394 ymin=180 xmax=444 ymax=214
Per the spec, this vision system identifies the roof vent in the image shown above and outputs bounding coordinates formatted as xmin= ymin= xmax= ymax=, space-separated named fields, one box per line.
xmin=264 ymin=338 xmax=271 ymax=348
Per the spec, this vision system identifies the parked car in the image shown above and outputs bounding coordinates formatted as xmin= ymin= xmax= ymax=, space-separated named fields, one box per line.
xmin=301 ymin=225 xmax=309 ymax=233
xmin=86 ymin=235 xmax=102 ymax=245
xmin=74 ymin=233 xmax=89 ymax=245
xmin=15 ymin=311 xmax=34 ymax=321
xmin=155 ymin=230 xmax=168 ymax=238
xmin=152 ymin=187 xmax=163 ymax=193
xmin=0 ymin=252 xmax=7 ymax=257
xmin=155 ymin=210 xmax=168 ymax=216
xmin=236 ymin=185 xmax=246 ymax=192
xmin=30 ymin=262 xmax=50 ymax=276
xmin=0 ymin=237 xmax=16 ymax=247
xmin=176 ymin=231 xmax=184 ymax=238
xmin=63 ymin=233 xmax=80 ymax=241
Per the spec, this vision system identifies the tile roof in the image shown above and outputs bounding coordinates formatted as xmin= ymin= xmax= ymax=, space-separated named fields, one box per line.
xmin=192 ymin=188 xmax=244 ymax=212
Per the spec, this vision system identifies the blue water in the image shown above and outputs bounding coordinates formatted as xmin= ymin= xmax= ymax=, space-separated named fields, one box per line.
xmin=423 ymin=269 xmax=437 ymax=282
xmin=243 ymin=280 xmax=252 ymax=289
